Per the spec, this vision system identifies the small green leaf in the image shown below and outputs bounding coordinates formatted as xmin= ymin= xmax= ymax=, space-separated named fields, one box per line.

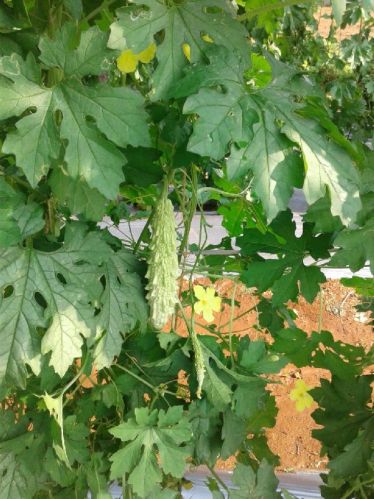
xmin=230 ymin=461 xmax=281 ymax=499
xmin=330 ymin=219 xmax=374 ymax=274
xmin=109 ymin=406 xmax=192 ymax=497
xmin=239 ymin=211 xmax=329 ymax=305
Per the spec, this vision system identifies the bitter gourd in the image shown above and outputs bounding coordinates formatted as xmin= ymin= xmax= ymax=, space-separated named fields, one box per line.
xmin=146 ymin=188 xmax=179 ymax=330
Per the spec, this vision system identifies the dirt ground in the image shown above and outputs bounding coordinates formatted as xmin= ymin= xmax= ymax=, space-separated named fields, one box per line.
xmin=316 ymin=7 xmax=374 ymax=39
xmin=182 ymin=279 xmax=373 ymax=472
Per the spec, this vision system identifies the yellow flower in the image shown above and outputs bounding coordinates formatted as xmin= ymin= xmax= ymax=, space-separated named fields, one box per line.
xmin=193 ymin=285 xmax=221 ymax=322
xmin=117 ymin=50 xmax=138 ymax=73
xmin=182 ymin=43 xmax=191 ymax=62
xmin=137 ymin=43 xmax=157 ymax=63
xmin=290 ymin=379 xmax=314 ymax=412
xmin=116 ymin=43 xmax=157 ymax=73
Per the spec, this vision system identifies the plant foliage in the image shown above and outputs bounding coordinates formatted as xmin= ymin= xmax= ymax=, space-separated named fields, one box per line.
xmin=0 ymin=0 xmax=373 ymax=497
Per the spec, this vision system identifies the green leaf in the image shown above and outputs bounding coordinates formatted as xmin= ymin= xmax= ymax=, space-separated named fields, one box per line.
xmin=244 ymin=0 xmax=284 ymax=33
xmin=50 ymin=167 xmax=108 ymax=221
xmin=0 ymin=453 xmax=35 ymax=499
xmin=181 ymin=50 xmax=360 ymax=224
xmin=0 ymin=412 xmax=39 ymax=499
xmin=62 ymin=0 xmax=83 ymax=20
xmin=123 ymin=147 xmax=163 ymax=187
xmin=203 ymin=355 xmax=232 ymax=411
xmin=239 ymin=341 xmax=287 ymax=374
xmin=230 ymin=461 xmax=281 ymax=499
xmin=330 ymin=219 xmax=374 ymax=273
xmin=218 ymin=199 xmax=248 ymax=237
xmin=84 ymin=452 xmax=111 ymax=499
xmin=233 ymin=383 xmax=277 ymax=432
xmin=0 ymin=178 xmax=44 ymax=246
xmin=251 ymin=58 xmax=361 ymax=225
xmin=0 ymin=220 xmax=21 ymax=247
xmin=0 ymin=5 xmax=18 ymax=33
xmin=272 ymin=328 xmax=365 ymax=377
xmin=109 ymin=0 xmax=248 ymax=100
xmin=63 ymin=415 xmax=90 ymax=464
xmin=199 ymin=338 xmax=233 ymax=411
xmin=227 ymin=105 xmax=299 ymax=221
xmin=311 ymin=375 xmax=373 ymax=451
xmin=304 ymin=195 xmax=343 ymax=234
xmin=0 ymin=225 xmax=109 ymax=386
xmin=331 ymin=0 xmax=347 ymax=25
xmin=281 ymin=117 xmax=361 ymax=227
xmin=109 ymin=406 xmax=192 ymax=497
xmin=188 ymin=399 xmax=222 ymax=466
xmin=43 ymin=448 xmax=75 ymax=487
xmin=94 ymin=251 xmax=148 ymax=369
xmin=13 ymin=203 xmax=44 ymax=239
xmin=0 ymin=25 xmax=150 ymax=199
xmin=340 ymin=277 xmax=374 ymax=296
xmin=179 ymin=46 xmax=254 ymax=160
xmin=238 ymin=211 xmax=329 ymax=305
xmin=328 ymin=420 xmax=374 ymax=479
xmin=221 ymin=410 xmax=247 ymax=459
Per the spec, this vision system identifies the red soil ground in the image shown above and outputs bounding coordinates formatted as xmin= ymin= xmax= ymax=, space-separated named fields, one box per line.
xmin=183 ymin=279 xmax=373 ymax=472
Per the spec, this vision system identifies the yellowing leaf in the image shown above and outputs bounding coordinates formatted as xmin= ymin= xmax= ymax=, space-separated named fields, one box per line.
xmin=137 ymin=43 xmax=157 ymax=63
xmin=117 ymin=49 xmax=138 ymax=73
xmin=182 ymin=43 xmax=191 ymax=62
xmin=201 ymin=33 xmax=214 ymax=43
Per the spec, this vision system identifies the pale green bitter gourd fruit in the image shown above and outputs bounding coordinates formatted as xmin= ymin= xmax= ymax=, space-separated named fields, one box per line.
xmin=146 ymin=190 xmax=179 ymax=329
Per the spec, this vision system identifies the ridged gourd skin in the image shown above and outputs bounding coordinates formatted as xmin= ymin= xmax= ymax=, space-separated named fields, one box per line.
xmin=191 ymin=329 xmax=205 ymax=399
xmin=146 ymin=195 xmax=179 ymax=330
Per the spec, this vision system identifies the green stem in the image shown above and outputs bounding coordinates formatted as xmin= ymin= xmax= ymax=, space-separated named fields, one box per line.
xmin=228 ymin=282 xmax=238 ymax=365
xmin=318 ymin=289 xmax=324 ymax=332
xmin=179 ymin=165 xmax=198 ymax=263
xmin=114 ymin=364 xmax=157 ymax=392
xmin=196 ymin=186 xmax=244 ymax=199
xmin=133 ymin=208 xmax=155 ymax=254
xmin=207 ymin=464 xmax=229 ymax=493
xmin=113 ymin=364 xmax=175 ymax=397
xmin=81 ymin=0 xmax=117 ymax=23
xmin=219 ymin=304 xmax=257 ymax=330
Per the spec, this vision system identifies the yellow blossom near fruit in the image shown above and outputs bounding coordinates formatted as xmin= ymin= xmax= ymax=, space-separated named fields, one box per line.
xmin=202 ymin=34 xmax=214 ymax=43
xmin=137 ymin=43 xmax=157 ymax=63
xmin=116 ymin=43 xmax=157 ymax=73
xmin=182 ymin=43 xmax=191 ymax=62
xmin=117 ymin=50 xmax=138 ymax=73
xmin=193 ymin=285 xmax=221 ymax=322
xmin=290 ymin=379 xmax=314 ymax=412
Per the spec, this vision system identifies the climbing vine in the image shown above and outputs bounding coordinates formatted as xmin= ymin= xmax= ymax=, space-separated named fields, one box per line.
xmin=0 ymin=0 xmax=373 ymax=497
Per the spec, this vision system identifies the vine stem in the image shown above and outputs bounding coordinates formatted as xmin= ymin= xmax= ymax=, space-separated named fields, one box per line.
xmin=318 ymin=289 xmax=324 ymax=332
xmin=228 ymin=282 xmax=238 ymax=365
xmin=207 ymin=464 xmax=230 ymax=493
xmin=179 ymin=165 xmax=198 ymax=263
xmin=133 ymin=207 xmax=155 ymax=254
xmin=112 ymin=364 xmax=175 ymax=397
xmin=81 ymin=0 xmax=117 ymax=23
